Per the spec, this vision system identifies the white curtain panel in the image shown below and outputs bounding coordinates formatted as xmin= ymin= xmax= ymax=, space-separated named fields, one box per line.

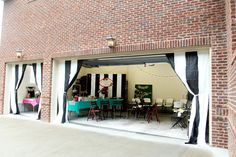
xmin=174 ymin=53 xmax=197 ymax=141
xmin=174 ymin=52 xmax=209 ymax=145
xmin=10 ymin=64 xmax=24 ymax=114
xmin=9 ymin=65 xmax=16 ymax=113
xmin=55 ymin=61 xmax=65 ymax=123
xmin=197 ymin=52 xmax=210 ymax=145
xmin=116 ymin=74 xmax=122 ymax=98
xmin=108 ymin=74 xmax=113 ymax=98
xmin=36 ymin=63 xmax=42 ymax=119
xmin=90 ymin=74 xmax=96 ymax=96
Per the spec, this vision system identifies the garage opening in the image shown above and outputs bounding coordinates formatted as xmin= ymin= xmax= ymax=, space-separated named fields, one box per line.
xmin=4 ymin=63 xmax=43 ymax=120
xmin=52 ymin=51 xmax=210 ymax=144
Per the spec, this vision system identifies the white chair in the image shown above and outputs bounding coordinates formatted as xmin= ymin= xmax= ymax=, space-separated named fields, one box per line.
xmin=173 ymin=101 xmax=183 ymax=109
xmin=180 ymin=99 xmax=188 ymax=108
xmin=131 ymin=98 xmax=136 ymax=104
xmin=134 ymin=98 xmax=141 ymax=103
xmin=155 ymin=98 xmax=163 ymax=107
xmin=126 ymin=98 xmax=139 ymax=118
xmin=135 ymin=98 xmax=142 ymax=107
xmin=143 ymin=98 xmax=151 ymax=103
xmin=164 ymin=98 xmax=174 ymax=108
xmin=143 ymin=98 xmax=151 ymax=106
xmin=129 ymin=98 xmax=138 ymax=109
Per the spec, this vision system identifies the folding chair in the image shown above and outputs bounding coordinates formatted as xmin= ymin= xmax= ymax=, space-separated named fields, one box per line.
xmin=146 ymin=104 xmax=160 ymax=123
xmin=87 ymin=99 xmax=102 ymax=121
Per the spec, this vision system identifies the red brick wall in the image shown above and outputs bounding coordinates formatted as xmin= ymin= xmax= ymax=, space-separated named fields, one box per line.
xmin=0 ymin=0 xmax=228 ymax=148
xmin=226 ymin=0 xmax=236 ymax=156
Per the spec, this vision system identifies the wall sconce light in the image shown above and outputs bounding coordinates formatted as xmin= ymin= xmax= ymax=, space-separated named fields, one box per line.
xmin=106 ymin=35 xmax=116 ymax=48
xmin=16 ymin=48 xmax=23 ymax=58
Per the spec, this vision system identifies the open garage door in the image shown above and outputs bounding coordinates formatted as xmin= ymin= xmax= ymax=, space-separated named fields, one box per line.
xmin=52 ymin=51 xmax=210 ymax=145
xmin=4 ymin=62 xmax=43 ymax=120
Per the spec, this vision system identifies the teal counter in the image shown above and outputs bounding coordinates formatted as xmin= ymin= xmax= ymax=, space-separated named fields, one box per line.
xmin=68 ymin=98 xmax=123 ymax=115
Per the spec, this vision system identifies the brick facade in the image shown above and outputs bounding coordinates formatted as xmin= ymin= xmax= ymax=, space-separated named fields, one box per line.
xmin=0 ymin=0 xmax=229 ymax=148
xmin=226 ymin=0 xmax=236 ymax=156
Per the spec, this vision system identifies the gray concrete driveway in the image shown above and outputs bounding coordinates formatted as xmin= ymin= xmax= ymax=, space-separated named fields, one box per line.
xmin=0 ymin=116 xmax=227 ymax=157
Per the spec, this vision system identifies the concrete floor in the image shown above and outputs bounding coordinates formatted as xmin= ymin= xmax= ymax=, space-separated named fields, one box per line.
xmin=70 ymin=114 xmax=188 ymax=140
xmin=0 ymin=116 xmax=228 ymax=157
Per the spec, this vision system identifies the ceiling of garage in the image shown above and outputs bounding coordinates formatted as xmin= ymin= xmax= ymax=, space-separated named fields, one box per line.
xmin=82 ymin=54 xmax=169 ymax=67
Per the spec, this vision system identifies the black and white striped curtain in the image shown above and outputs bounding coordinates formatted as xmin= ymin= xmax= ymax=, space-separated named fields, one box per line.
xmin=166 ymin=51 xmax=209 ymax=145
xmin=32 ymin=63 xmax=43 ymax=119
xmin=87 ymin=74 xmax=126 ymax=98
xmin=55 ymin=60 xmax=83 ymax=123
xmin=10 ymin=64 xmax=27 ymax=114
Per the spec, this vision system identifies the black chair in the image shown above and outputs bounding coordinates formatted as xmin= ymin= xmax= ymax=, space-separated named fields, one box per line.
xmin=171 ymin=109 xmax=188 ymax=129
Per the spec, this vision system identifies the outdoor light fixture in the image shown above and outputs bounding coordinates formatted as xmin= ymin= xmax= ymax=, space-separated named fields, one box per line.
xmin=106 ymin=35 xmax=116 ymax=48
xmin=16 ymin=48 xmax=23 ymax=58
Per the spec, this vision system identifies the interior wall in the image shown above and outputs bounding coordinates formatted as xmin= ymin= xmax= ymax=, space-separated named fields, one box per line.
xmin=67 ymin=65 xmax=129 ymax=99
xmin=127 ymin=63 xmax=187 ymax=102
xmin=75 ymin=63 xmax=187 ymax=103
xmin=79 ymin=66 xmax=128 ymax=77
